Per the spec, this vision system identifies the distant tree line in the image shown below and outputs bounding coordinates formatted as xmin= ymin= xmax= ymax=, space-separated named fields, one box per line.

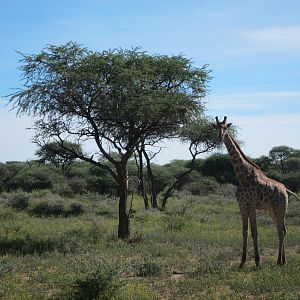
xmin=0 ymin=144 xmax=299 ymax=199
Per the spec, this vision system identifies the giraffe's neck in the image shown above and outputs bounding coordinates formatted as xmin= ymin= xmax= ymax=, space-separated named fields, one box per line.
xmin=223 ymin=133 xmax=259 ymax=185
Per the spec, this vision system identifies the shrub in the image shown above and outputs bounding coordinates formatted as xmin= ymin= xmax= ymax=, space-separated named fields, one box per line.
xmin=281 ymin=172 xmax=300 ymax=192
xmin=29 ymin=202 xmax=64 ymax=217
xmin=5 ymin=165 xmax=55 ymax=192
xmin=191 ymin=256 xmax=226 ymax=278
xmin=184 ymin=177 xmax=219 ymax=196
xmin=68 ymin=176 xmax=87 ymax=195
xmin=137 ymin=260 xmax=162 ymax=277
xmin=28 ymin=201 xmax=84 ymax=218
xmin=7 ymin=192 xmax=29 ymax=210
xmin=217 ymin=184 xmax=237 ymax=201
xmin=65 ymin=255 xmax=122 ymax=300
xmin=67 ymin=203 xmax=84 ymax=216
xmin=51 ymin=182 xmax=73 ymax=197
xmin=71 ymin=269 xmax=120 ymax=300
xmin=200 ymin=153 xmax=237 ymax=184
xmin=164 ymin=215 xmax=186 ymax=231
xmin=0 ymin=234 xmax=56 ymax=255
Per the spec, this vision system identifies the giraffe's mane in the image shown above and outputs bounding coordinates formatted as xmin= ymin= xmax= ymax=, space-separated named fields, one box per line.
xmin=229 ymin=133 xmax=261 ymax=171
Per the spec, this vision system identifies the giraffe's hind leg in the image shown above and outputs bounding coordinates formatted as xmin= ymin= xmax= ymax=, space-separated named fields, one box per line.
xmin=276 ymin=221 xmax=286 ymax=266
xmin=272 ymin=200 xmax=287 ymax=266
xmin=249 ymin=209 xmax=260 ymax=267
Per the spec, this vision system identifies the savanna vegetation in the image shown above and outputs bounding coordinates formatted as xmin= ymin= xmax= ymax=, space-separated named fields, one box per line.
xmin=1 ymin=42 xmax=299 ymax=299
xmin=0 ymin=144 xmax=299 ymax=299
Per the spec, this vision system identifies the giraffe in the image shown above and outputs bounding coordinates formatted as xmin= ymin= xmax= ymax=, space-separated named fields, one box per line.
xmin=215 ymin=116 xmax=300 ymax=267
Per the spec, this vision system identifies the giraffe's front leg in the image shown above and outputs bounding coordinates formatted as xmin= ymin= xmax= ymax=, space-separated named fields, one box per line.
xmin=249 ymin=210 xmax=260 ymax=267
xmin=239 ymin=211 xmax=249 ymax=268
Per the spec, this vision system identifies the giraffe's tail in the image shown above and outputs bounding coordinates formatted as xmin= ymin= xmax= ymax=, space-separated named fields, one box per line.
xmin=287 ymin=189 xmax=300 ymax=200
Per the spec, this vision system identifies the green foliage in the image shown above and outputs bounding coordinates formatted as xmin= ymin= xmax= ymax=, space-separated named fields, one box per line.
xmin=269 ymin=145 xmax=300 ymax=173
xmin=285 ymin=157 xmax=300 ymax=173
xmin=180 ymin=115 xmax=221 ymax=154
xmin=28 ymin=200 xmax=84 ymax=217
xmin=66 ymin=255 xmax=122 ymax=300
xmin=164 ymin=215 xmax=186 ymax=231
xmin=67 ymin=176 xmax=87 ymax=195
xmin=0 ymin=193 xmax=299 ymax=299
xmin=281 ymin=172 xmax=300 ymax=192
xmin=137 ymin=260 xmax=162 ymax=277
xmin=0 ymin=162 xmax=65 ymax=192
xmin=184 ymin=175 xmax=219 ymax=196
xmin=87 ymin=165 xmax=117 ymax=195
xmin=6 ymin=165 xmax=54 ymax=192
xmin=6 ymin=192 xmax=29 ymax=210
xmin=51 ymin=181 xmax=74 ymax=197
xmin=10 ymin=42 xmax=210 ymax=177
xmin=254 ymin=155 xmax=272 ymax=172
xmin=29 ymin=201 xmax=64 ymax=217
xmin=35 ymin=141 xmax=82 ymax=174
xmin=69 ymin=202 xmax=84 ymax=216
xmin=200 ymin=153 xmax=237 ymax=184
xmin=0 ymin=234 xmax=56 ymax=255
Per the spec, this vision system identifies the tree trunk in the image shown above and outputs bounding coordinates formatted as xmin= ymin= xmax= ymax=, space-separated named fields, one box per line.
xmin=161 ymin=151 xmax=197 ymax=210
xmin=142 ymin=147 xmax=158 ymax=209
xmin=161 ymin=181 xmax=178 ymax=211
xmin=136 ymin=149 xmax=149 ymax=209
xmin=117 ymin=162 xmax=130 ymax=239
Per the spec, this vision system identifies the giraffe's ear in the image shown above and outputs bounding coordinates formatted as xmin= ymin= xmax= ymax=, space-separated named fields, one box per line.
xmin=227 ymin=123 xmax=232 ymax=128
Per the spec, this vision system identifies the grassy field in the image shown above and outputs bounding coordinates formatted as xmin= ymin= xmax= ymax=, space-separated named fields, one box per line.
xmin=0 ymin=189 xmax=300 ymax=299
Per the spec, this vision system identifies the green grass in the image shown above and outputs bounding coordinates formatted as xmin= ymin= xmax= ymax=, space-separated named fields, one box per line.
xmin=0 ymin=191 xmax=299 ymax=299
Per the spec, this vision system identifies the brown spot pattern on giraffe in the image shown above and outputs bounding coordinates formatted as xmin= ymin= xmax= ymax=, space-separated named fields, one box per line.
xmin=215 ymin=117 xmax=290 ymax=266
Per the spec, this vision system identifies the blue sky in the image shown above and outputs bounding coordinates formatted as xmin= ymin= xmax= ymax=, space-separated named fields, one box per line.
xmin=1 ymin=0 xmax=300 ymax=163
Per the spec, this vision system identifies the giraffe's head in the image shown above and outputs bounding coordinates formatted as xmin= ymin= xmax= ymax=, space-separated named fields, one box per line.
xmin=214 ymin=116 xmax=232 ymax=140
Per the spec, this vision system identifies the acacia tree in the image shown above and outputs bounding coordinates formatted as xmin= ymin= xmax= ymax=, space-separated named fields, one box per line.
xmin=9 ymin=42 xmax=210 ymax=238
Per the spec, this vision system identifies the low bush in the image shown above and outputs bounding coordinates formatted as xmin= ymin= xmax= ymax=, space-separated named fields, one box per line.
xmin=28 ymin=201 xmax=85 ymax=218
xmin=51 ymin=182 xmax=73 ymax=197
xmin=64 ymin=254 xmax=122 ymax=300
xmin=29 ymin=202 xmax=65 ymax=217
xmin=137 ymin=260 xmax=163 ymax=277
xmin=6 ymin=192 xmax=30 ymax=211
xmin=281 ymin=172 xmax=300 ymax=192
xmin=68 ymin=176 xmax=87 ymax=195
xmin=184 ymin=177 xmax=219 ymax=196
xmin=0 ymin=235 xmax=56 ymax=255
xmin=67 ymin=202 xmax=84 ymax=216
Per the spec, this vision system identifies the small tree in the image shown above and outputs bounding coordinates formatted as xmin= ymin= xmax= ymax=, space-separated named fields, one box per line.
xmin=9 ymin=42 xmax=210 ymax=238
xmin=200 ymin=153 xmax=237 ymax=184
xmin=161 ymin=115 xmax=220 ymax=210
xmin=269 ymin=146 xmax=300 ymax=174
xmin=35 ymin=141 xmax=81 ymax=175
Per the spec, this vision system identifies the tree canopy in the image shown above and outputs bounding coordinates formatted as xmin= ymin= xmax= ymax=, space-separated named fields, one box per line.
xmin=9 ymin=42 xmax=211 ymax=238
xmin=10 ymin=42 xmax=210 ymax=179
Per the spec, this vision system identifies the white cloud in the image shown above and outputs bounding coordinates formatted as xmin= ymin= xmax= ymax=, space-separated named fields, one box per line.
xmin=228 ymin=114 xmax=300 ymax=158
xmin=152 ymin=113 xmax=300 ymax=163
xmin=206 ymin=91 xmax=300 ymax=111
xmin=241 ymin=26 xmax=300 ymax=51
